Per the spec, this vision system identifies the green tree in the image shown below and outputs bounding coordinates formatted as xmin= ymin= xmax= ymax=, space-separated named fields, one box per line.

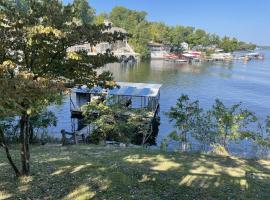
xmin=166 ymin=95 xmax=259 ymax=153
xmin=170 ymin=26 xmax=194 ymax=45
xmin=191 ymin=111 xmax=216 ymax=151
xmin=110 ymin=6 xmax=147 ymax=31
xmin=166 ymin=95 xmax=202 ymax=151
xmin=94 ymin=13 xmax=108 ymax=25
xmin=219 ymin=36 xmax=238 ymax=52
xmin=149 ymin=22 xmax=171 ymax=44
xmin=0 ymin=0 xmax=123 ymax=176
xmin=72 ymin=0 xmax=95 ymax=25
xmin=0 ymin=60 xmax=63 ymax=176
xmin=110 ymin=6 xmax=151 ymax=57
xmin=253 ymin=116 xmax=270 ymax=150
xmin=29 ymin=110 xmax=57 ymax=144
xmin=209 ymin=34 xmax=220 ymax=46
xmin=129 ymin=21 xmax=151 ymax=57
xmin=210 ymin=100 xmax=257 ymax=148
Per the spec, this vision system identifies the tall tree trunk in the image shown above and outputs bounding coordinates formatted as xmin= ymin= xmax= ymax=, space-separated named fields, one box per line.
xmin=20 ymin=113 xmax=30 ymax=176
xmin=0 ymin=127 xmax=21 ymax=177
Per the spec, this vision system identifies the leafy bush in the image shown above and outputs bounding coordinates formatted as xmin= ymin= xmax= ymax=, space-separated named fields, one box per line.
xmin=166 ymin=95 xmax=202 ymax=151
xmin=210 ymin=100 xmax=257 ymax=148
xmin=166 ymin=94 xmax=260 ymax=154
xmin=82 ymin=99 xmax=153 ymax=145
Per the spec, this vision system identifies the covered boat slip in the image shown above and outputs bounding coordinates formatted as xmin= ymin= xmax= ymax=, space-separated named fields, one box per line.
xmin=69 ymin=82 xmax=162 ymax=140
xmin=70 ymin=82 xmax=162 ymax=115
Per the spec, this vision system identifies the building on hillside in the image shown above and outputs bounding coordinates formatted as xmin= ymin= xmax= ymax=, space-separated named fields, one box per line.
xmin=67 ymin=43 xmax=93 ymax=53
xmin=181 ymin=42 xmax=189 ymax=51
xmin=67 ymin=20 xmax=139 ymax=62
xmin=148 ymin=42 xmax=171 ymax=59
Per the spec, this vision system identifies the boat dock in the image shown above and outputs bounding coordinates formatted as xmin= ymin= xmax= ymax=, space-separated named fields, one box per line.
xmin=69 ymin=82 xmax=162 ymax=144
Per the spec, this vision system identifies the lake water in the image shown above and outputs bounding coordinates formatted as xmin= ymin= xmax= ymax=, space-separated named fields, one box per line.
xmin=49 ymin=50 xmax=270 ymax=157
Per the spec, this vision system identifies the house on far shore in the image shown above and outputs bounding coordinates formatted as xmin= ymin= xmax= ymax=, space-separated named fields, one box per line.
xmin=67 ymin=20 xmax=139 ymax=61
xmin=181 ymin=42 xmax=189 ymax=51
xmin=215 ymin=48 xmax=224 ymax=53
xmin=148 ymin=42 xmax=171 ymax=59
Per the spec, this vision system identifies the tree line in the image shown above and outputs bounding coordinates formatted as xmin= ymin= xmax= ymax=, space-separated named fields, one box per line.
xmin=94 ymin=6 xmax=256 ymax=57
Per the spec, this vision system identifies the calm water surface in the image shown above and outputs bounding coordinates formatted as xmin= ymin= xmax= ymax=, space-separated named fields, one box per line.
xmin=50 ymin=50 xmax=270 ymax=157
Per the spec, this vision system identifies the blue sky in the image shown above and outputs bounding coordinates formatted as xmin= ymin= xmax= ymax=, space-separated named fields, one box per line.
xmin=64 ymin=0 xmax=270 ymax=45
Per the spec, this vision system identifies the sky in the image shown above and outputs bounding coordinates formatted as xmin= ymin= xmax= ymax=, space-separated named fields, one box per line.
xmin=64 ymin=0 xmax=270 ymax=45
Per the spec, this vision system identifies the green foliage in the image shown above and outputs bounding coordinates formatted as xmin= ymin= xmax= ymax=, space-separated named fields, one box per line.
xmin=166 ymin=95 xmax=202 ymax=132
xmin=170 ymin=26 xmax=194 ymax=45
xmin=166 ymin=95 xmax=202 ymax=150
xmin=192 ymin=111 xmax=216 ymax=147
xmin=0 ymin=0 xmax=123 ymax=126
xmin=254 ymin=116 xmax=270 ymax=148
xmin=30 ymin=110 xmax=57 ymax=129
xmin=106 ymin=6 xmax=256 ymax=57
xmin=0 ymin=0 xmax=124 ymax=176
xmin=110 ymin=6 xmax=147 ymax=30
xmin=82 ymin=99 xmax=151 ymax=145
xmin=188 ymin=29 xmax=208 ymax=47
xmin=0 ymin=118 xmax=19 ymax=143
xmin=28 ymin=110 xmax=58 ymax=144
xmin=211 ymin=100 xmax=257 ymax=147
xmin=160 ymin=138 xmax=169 ymax=151
xmin=219 ymin=37 xmax=238 ymax=52
xmin=149 ymin=22 xmax=171 ymax=44
xmin=167 ymin=95 xmax=259 ymax=152
xmin=71 ymin=0 xmax=95 ymax=25
xmin=110 ymin=6 xmax=151 ymax=57
xmin=94 ymin=13 xmax=109 ymax=25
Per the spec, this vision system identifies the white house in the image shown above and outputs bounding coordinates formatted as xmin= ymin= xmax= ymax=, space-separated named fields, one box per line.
xmin=181 ymin=42 xmax=189 ymax=50
xmin=148 ymin=42 xmax=171 ymax=59
xmin=67 ymin=21 xmax=138 ymax=59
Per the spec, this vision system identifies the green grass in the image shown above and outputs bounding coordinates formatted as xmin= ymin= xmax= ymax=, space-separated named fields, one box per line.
xmin=1 ymin=145 xmax=270 ymax=200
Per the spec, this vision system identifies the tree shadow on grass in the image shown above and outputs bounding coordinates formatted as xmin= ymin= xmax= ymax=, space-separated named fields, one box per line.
xmin=1 ymin=145 xmax=270 ymax=200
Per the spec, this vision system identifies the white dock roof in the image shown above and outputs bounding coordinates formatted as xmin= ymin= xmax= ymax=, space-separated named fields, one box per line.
xmin=73 ymin=82 xmax=162 ymax=97
xmin=109 ymin=82 xmax=162 ymax=97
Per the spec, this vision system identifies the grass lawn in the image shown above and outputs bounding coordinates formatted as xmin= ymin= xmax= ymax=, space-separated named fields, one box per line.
xmin=1 ymin=145 xmax=270 ymax=200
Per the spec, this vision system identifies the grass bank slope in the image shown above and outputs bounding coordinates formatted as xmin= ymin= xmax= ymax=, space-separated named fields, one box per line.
xmin=1 ymin=145 xmax=270 ymax=200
